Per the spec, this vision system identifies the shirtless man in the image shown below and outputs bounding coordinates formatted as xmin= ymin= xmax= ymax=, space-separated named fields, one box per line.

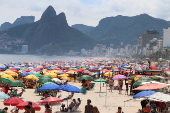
xmin=108 ymin=79 xmax=114 ymax=92
xmin=28 ymin=102 xmax=35 ymax=113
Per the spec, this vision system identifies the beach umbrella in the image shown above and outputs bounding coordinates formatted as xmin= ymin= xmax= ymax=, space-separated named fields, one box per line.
xmin=24 ymin=75 xmax=39 ymax=80
xmin=8 ymin=80 xmax=25 ymax=87
xmin=38 ymin=97 xmax=63 ymax=104
xmin=133 ymin=83 xmax=170 ymax=90
xmin=39 ymin=75 xmax=52 ymax=79
xmin=66 ymin=71 xmax=77 ymax=74
xmin=69 ymin=67 xmax=77 ymax=70
xmin=90 ymin=72 xmax=99 ymax=76
xmin=0 ymin=78 xmax=11 ymax=83
xmin=104 ymin=72 xmax=113 ymax=77
xmin=37 ymin=76 xmax=52 ymax=84
xmin=39 ymin=84 xmax=61 ymax=91
xmin=133 ymin=77 xmax=153 ymax=87
xmin=60 ymin=84 xmax=82 ymax=93
xmin=133 ymin=91 xmax=156 ymax=98
xmin=16 ymin=101 xmax=41 ymax=111
xmin=60 ymin=76 xmax=70 ymax=80
xmin=32 ymin=73 xmax=42 ymax=77
xmin=0 ymin=91 xmax=10 ymax=99
xmin=42 ymin=82 xmax=55 ymax=86
xmin=4 ymin=97 xmax=24 ymax=106
xmin=18 ymin=72 xmax=29 ymax=77
xmin=94 ymin=79 xmax=106 ymax=82
xmin=51 ymin=78 xmax=62 ymax=84
xmin=44 ymin=72 xmax=57 ymax=78
xmin=0 ymin=74 xmax=14 ymax=80
xmin=112 ymin=75 xmax=127 ymax=80
xmin=58 ymin=74 xmax=69 ymax=77
xmin=78 ymin=75 xmax=93 ymax=81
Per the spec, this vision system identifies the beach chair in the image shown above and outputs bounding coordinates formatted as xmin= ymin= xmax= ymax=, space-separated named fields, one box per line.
xmin=82 ymin=87 xmax=87 ymax=94
xmin=90 ymin=83 xmax=95 ymax=89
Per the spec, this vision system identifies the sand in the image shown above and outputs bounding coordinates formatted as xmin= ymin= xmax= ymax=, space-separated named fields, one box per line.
xmin=0 ymin=81 xmax=141 ymax=113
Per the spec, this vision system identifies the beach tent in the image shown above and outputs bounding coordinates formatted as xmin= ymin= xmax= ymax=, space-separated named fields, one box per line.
xmin=147 ymin=92 xmax=170 ymax=102
xmin=133 ymin=83 xmax=169 ymax=90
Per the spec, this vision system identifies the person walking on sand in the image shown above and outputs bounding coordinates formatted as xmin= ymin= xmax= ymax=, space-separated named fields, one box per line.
xmin=108 ymin=79 xmax=114 ymax=92
xmin=85 ymin=99 xmax=93 ymax=113
xmin=118 ymin=79 xmax=123 ymax=94
xmin=44 ymin=104 xmax=52 ymax=113
xmin=125 ymin=79 xmax=129 ymax=95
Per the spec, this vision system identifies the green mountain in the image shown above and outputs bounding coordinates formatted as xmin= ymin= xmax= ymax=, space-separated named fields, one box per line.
xmin=0 ymin=16 xmax=35 ymax=31
xmin=72 ymin=24 xmax=94 ymax=34
xmin=0 ymin=6 xmax=96 ymax=55
xmin=72 ymin=14 xmax=170 ymax=46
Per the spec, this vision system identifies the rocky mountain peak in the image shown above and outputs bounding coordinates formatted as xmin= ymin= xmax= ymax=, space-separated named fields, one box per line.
xmin=40 ymin=5 xmax=56 ymax=21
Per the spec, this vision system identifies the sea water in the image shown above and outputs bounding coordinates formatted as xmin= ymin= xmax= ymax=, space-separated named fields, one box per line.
xmin=0 ymin=54 xmax=83 ymax=63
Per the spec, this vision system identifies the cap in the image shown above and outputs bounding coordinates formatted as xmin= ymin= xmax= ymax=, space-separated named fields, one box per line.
xmin=87 ymin=99 xmax=91 ymax=102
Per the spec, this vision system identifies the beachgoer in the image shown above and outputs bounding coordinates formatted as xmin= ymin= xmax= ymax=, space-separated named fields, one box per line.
xmin=125 ymin=79 xmax=128 ymax=95
xmin=118 ymin=79 xmax=123 ymax=94
xmin=63 ymin=92 xmax=74 ymax=100
xmin=1 ymin=107 xmax=8 ymax=113
xmin=28 ymin=102 xmax=35 ymax=113
xmin=116 ymin=107 xmax=124 ymax=113
xmin=108 ymin=79 xmax=114 ymax=92
xmin=44 ymin=104 xmax=52 ymax=113
xmin=24 ymin=105 xmax=31 ymax=113
xmin=85 ymin=99 xmax=93 ymax=113
xmin=10 ymin=107 xmax=19 ymax=113
xmin=92 ymin=106 xmax=100 ymax=113
xmin=4 ymin=83 xmax=9 ymax=94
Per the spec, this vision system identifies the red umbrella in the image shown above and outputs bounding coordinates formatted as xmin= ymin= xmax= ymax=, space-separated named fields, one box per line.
xmin=4 ymin=97 xmax=24 ymax=106
xmin=16 ymin=101 xmax=41 ymax=111
xmin=38 ymin=97 xmax=63 ymax=104
xmin=133 ymin=83 xmax=169 ymax=90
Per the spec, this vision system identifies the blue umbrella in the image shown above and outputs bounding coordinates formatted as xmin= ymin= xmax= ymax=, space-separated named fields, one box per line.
xmin=133 ymin=91 xmax=156 ymax=98
xmin=19 ymin=72 xmax=29 ymax=77
xmin=60 ymin=84 xmax=82 ymax=93
xmin=91 ymin=72 xmax=99 ymax=76
xmin=0 ymin=91 xmax=10 ymax=99
xmin=39 ymin=84 xmax=61 ymax=91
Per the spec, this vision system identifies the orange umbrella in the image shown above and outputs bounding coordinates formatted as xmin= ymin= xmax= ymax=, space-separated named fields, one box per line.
xmin=133 ymin=83 xmax=169 ymax=90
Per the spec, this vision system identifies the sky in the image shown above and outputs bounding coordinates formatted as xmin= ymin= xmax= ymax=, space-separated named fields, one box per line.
xmin=0 ymin=0 xmax=170 ymax=27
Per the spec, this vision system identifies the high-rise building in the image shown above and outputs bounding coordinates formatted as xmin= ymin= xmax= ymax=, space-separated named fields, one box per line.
xmin=141 ymin=30 xmax=159 ymax=48
xmin=163 ymin=27 xmax=170 ymax=47
xmin=21 ymin=45 xmax=28 ymax=53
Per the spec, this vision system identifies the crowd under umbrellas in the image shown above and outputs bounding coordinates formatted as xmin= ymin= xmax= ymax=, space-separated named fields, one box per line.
xmin=0 ymin=58 xmax=169 ymax=112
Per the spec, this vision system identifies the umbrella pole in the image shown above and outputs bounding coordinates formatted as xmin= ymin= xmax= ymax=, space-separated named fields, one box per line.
xmin=99 ymin=80 xmax=101 ymax=96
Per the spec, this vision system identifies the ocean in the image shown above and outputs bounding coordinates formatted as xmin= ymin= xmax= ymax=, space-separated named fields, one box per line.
xmin=0 ymin=54 xmax=84 ymax=63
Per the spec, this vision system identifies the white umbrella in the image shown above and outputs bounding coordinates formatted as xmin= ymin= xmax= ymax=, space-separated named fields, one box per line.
xmin=52 ymin=78 xmax=62 ymax=84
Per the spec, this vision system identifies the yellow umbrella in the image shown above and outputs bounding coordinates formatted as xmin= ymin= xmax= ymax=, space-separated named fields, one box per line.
xmin=60 ymin=76 xmax=70 ymax=80
xmin=24 ymin=75 xmax=39 ymax=80
xmin=104 ymin=72 xmax=113 ymax=77
xmin=50 ymin=70 xmax=61 ymax=73
xmin=5 ymin=72 xmax=18 ymax=77
xmin=66 ymin=71 xmax=77 ymax=74
xmin=134 ymin=75 xmax=143 ymax=81
xmin=44 ymin=72 xmax=57 ymax=78
xmin=0 ymin=74 xmax=14 ymax=80
xmin=58 ymin=74 xmax=70 ymax=77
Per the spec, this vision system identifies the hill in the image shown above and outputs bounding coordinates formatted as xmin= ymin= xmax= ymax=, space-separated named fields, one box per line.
xmin=72 ymin=14 xmax=170 ymax=46
xmin=0 ymin=16 xmax=35 ymax=31
xmin=0 ymin=6 xmax=96 ymax=55
xmin=72 ymin=24 xmax=94 ymax=34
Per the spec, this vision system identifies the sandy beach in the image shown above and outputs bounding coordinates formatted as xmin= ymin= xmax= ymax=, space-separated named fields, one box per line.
xmin=0 ymin=81 xmax=141 ymax=113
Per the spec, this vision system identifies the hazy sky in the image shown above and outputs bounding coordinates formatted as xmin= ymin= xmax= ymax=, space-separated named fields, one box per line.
xmin=0 ymin=0 xmax=170 ymax=27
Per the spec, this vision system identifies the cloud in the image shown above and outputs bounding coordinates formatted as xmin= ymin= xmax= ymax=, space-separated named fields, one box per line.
xmin=0 ymin=0 xmax=170 ymax=26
